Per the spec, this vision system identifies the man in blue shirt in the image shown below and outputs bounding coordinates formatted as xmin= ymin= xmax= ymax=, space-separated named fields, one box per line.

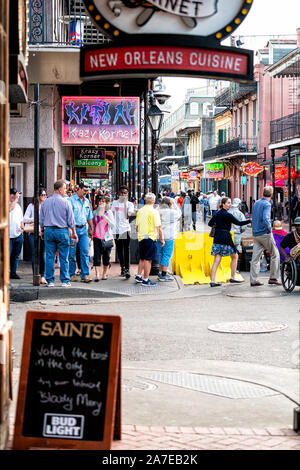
xmin=40 ymin=180 xmax=77 ymax=287
xmin=69 ymin=183 xmax=93 ymax=283
xmin=250 ymin=186 xmax=280 ymax=286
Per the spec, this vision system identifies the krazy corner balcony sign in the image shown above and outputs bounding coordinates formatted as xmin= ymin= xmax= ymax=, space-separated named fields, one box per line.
xmin=61 ymin=96 xmax=140 ymax=146
xmin=81 ymin=0 xmax=254 ymax=82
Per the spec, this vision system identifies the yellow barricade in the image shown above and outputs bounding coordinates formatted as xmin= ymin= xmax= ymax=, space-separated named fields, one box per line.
xmin=172 ymin=231 xmax=244 ymax=285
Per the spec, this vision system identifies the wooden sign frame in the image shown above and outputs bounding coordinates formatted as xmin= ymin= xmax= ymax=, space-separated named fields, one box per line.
xmin=13 ymin=311 xmax=121 ymax=450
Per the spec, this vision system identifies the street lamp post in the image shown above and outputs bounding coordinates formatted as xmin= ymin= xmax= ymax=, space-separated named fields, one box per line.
xmin=146 ymin=90 xmax=164 ymax=276
xmin=146 ymin=90 xmax=164 ymax=197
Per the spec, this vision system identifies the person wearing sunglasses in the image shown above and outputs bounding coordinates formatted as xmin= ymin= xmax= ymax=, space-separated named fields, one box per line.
xmin=23 ymin=188 xmax=47 ymax=284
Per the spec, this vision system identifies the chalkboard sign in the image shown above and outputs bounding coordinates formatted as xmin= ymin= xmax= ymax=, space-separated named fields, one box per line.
xmin=13 ymin=311 xmax=121 ymax=450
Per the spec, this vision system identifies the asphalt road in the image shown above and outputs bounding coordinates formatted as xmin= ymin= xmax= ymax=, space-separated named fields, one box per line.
xmin=9 ymin=272 xmax=300 ymax=429
xmin=10 ymin=280 xmax=300 ymax=369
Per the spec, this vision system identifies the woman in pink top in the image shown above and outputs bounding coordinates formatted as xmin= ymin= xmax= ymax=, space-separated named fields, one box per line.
xmin=93 ymin=195 xmax=115 ymax=281
xmin=272 ymin=220 xmax=288 ymax=262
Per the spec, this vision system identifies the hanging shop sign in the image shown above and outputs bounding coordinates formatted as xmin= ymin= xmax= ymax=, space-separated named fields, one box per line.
xmin=274 ymin=167 xmax=296 ymax=180
xmin=240 ymin=161 xmax=264 ymax=176
xmin=206 ymin=162 xmax=224 ymax=179
xmin=188 ymin=171 xmax=199 ymax=181
xmin=74 ymin=148 xmax=106 ymax=167
xmin=62 ymin=96 xmax=140 ymax=146
xmin=81 ymin=0 xmax=254 ymax=83
xmin=83 ymin=0 xmax=253 ymax=42
xmin=81 ymin=43 xmax=252 ymax=81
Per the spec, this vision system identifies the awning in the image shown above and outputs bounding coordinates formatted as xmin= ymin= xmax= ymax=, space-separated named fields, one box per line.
xmin=261 ymin=156 xmax=288 ymax=166
xmin=158 ymin=155 xmax=188 ymax=163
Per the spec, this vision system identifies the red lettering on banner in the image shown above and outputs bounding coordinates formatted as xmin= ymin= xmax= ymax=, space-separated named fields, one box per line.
xmin=85 ymin=46 xmax=248 ymax=76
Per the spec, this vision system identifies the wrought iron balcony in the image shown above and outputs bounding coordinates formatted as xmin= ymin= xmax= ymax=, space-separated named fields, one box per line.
xmin=270 ymin=111 xmax=300 ymax=143
xmin=203 ymin=138 xmax=258 ymax=162
xmin=29 ymin=0 xmax=108 ymax=46
xmin=215 ymin=83 xmax=257 ymax=107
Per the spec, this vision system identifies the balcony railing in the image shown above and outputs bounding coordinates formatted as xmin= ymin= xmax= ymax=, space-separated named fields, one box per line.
xmin=215 ymin=83 xmax=257 ymax=107
xmin=270 ymin=111 xmax=300 ymax=143
xmin=29 ymin=0 xmax=108 ymax=46
xmin=203 ymin=138 xmax=258 ymax=161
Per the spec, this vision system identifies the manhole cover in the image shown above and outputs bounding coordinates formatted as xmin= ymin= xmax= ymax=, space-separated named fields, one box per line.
xmin=122 ymin=379 xmax=157 ymax=392
xmin=207 ymin=321 xmax=288 ymax=334
xmin=139 ymin=372 xmax=279 ymax=399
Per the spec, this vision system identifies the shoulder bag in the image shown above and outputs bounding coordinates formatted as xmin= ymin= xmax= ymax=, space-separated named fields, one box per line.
xmin=209 ymin=224 xmax=216 ymax=238
xmin=23 ymin=223 xmax=34 ymax=233
xmin=97 ymin=215 xmax=114 ymax=249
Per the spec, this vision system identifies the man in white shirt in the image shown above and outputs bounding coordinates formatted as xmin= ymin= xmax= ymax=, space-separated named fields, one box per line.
xmin=111 ymin=186 xmax=135 ymax=278
xmin=9 ymin=188 xmax=24 ymax=279
xmin=209 ymin=190 xmax=221 ymax=216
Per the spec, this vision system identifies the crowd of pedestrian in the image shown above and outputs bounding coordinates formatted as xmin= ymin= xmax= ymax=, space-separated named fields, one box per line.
xmin=8 ymin=181 xmax=300 ymax=288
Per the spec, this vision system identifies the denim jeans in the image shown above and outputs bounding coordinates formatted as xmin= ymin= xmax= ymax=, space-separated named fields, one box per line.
xmin=10 ymin=234 xmax=24 ymax=274
xmin=44 ymin=227 xmax=70 ymax=284
xmin=29 ymin=234 xmax=46 ymax=277
xmin=192 ymin=211 xmax=197 ymax=229
xmin=69 ymin=226 xmax=90 ymax=278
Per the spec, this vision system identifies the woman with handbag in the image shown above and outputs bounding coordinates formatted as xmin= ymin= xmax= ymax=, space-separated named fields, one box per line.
xmin=208 ymin=197 xmax=251 ymax=287
xmin=23 ymin=188 xmax=47 ymax=284
xmin=92 ymin=195 xmax=115 ymax=281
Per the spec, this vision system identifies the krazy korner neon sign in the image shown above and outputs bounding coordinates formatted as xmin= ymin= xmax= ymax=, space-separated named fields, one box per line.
xmin=61 ymin=96 xmax=140 ymax=146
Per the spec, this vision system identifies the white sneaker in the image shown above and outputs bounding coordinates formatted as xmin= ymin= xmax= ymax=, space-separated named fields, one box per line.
xmin=47 ymin=283 xmax=54 ymax=287
xmin=61 ymin=282 xmax=71 ymax=287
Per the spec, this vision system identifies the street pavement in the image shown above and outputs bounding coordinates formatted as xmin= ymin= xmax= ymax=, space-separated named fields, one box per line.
xmin=6 ymin=221 xmax=300 ymax=451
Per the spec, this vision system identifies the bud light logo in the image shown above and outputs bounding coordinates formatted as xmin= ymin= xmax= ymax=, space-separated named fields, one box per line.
xmin=43 ymin=414 xmax=84 ymax=439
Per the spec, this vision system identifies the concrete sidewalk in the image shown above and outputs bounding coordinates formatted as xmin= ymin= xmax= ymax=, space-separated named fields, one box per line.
xmin=9 ymin=261 xmax=181 ymax=302
xmin=5 ymin=366 xmax=300 ymax=450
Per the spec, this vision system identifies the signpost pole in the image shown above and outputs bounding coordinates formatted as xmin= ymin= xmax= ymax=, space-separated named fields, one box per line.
xmin=128 ymin=146 xmax=132 ymax=199
xmin=271 ymin=149 xmax=276 ymax=222
xmin=143 ymin=92 xmax=149 ymax=194
xmin=132 ymin=147 xmax=136 ymax=201
xmin=137 ymin=144 xmax=141 ymax=203
xmin=33 ymin=83 xmax=40 ymax=287
xmin=287 ymin=146 xmax=292 ymax=231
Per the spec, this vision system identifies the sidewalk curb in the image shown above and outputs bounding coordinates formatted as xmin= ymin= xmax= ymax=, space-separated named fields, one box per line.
xmin=9 ymin=284 xmax=130 ymax=302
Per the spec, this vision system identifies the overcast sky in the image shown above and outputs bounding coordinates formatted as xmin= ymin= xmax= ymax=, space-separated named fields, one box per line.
xmin=162 ymin=0 xmax=300 ymax=111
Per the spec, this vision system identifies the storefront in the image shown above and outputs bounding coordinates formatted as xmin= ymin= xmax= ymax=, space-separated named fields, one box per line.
xmin=205 ymin=162 xmax=232 ymax=195
xmin=179 ymin=170 xmax=201 ymax=192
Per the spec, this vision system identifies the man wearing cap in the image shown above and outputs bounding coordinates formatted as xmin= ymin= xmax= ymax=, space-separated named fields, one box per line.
xmin=40 ymin=180 xmax=78 ymax=287
xmin=279 ymin=217 xmax=300 ymax=262
xmin=69 ymin=183 xmax=93 ymax=283
xmin=9 ymin=188 xmax=24 ymax=279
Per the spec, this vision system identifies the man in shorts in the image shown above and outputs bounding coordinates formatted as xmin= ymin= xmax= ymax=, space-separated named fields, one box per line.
xmin=135 ymin=193 xmax=164 ymax=286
